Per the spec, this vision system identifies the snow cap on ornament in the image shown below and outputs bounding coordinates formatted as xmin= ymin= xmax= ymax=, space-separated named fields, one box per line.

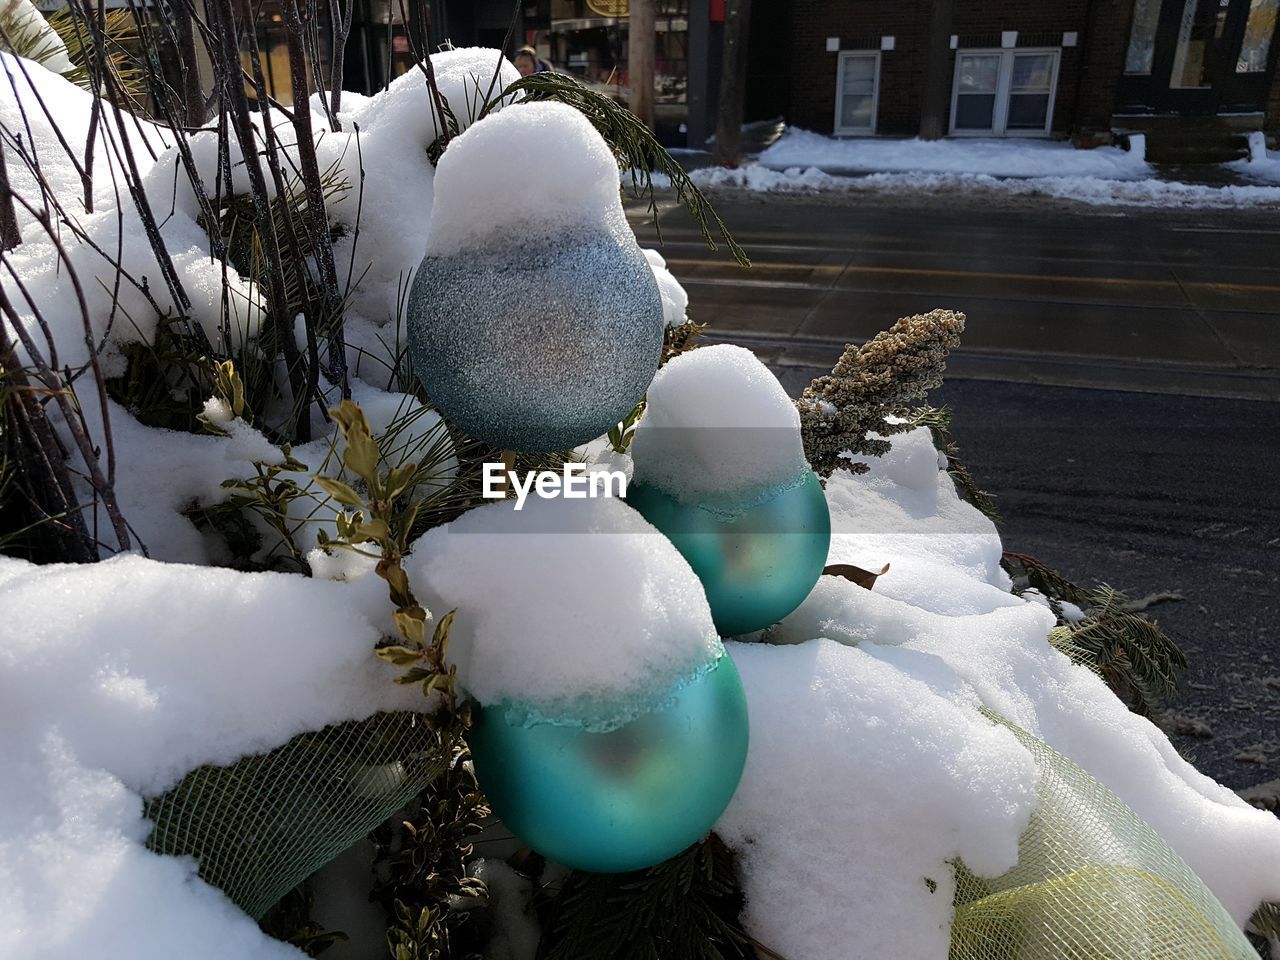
xmin=630 ymin=344 xmax=811 ymax=506
xmin=627 ymin=345 xmax=831 ymax=637
xmin=407 ymin=102 xmax=664 ymax=452
xmin=406 ymin=496 xmax=749 ymax=873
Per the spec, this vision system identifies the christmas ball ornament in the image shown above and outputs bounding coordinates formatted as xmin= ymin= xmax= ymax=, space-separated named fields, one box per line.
xmin=407 ymin=496 xmax=749 ymax=872
xmin=469 ymin=652 xmax=749 ymax=873
xmin=625 ymin=472 xmax=830 ymax=638
xmin=627 ymin=344 xmax=831 ymax=636
xmin=407 ymin=102 xmax=665 ymax=452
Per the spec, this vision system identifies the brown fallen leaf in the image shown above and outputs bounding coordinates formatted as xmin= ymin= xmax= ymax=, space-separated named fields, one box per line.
xmin=823 ymin=562 xmax=890 ymax=591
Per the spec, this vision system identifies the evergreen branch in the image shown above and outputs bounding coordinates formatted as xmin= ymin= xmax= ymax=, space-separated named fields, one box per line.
xmin=1001 ymin=552 xmax=1092 ymax=610
xmin=481 ymin=72 xmax=750 ymax=267
xmin=1004 ymin=555 xmax=1185 ymax=716
xmin=47 ymin=8 xmax=145 ymax=100
xmin=538 ymin=834 xmax=758 ymax=960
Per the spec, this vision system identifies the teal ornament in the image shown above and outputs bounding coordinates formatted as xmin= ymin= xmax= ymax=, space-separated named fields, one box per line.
xmin=626 ymin=472 xmax=831 ymax=637
xmin=468 ymin=653 xmax=749 ymax=874
xmin=406 ymin=231 xmax=664 ymax=452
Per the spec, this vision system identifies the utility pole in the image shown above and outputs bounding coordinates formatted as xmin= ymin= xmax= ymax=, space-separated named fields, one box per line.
xmin=628 ymin=0 xmax=655 ymax=130
xmin=919 ymin=0 xmax=954 ymax=139
xmin=713 ymin=0 xmax=751 ymax=166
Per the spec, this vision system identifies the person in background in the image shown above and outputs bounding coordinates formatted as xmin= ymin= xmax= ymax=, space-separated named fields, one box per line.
xmin=513 ymin=49 xmax=538 ymax=77
xmin=514 ymin=45 xmax=552 ymax=77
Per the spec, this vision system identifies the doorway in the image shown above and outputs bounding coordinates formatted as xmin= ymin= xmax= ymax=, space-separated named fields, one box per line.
xmin=1118 ymin=0 xmax=1279 ymax=114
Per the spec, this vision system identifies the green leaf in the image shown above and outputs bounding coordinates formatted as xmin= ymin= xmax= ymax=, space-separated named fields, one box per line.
xmin=375 ymin=645 xmax=423 ymax=667
xmin=351 ymin=518 xmax=390 ymax=543
xmin=313 ymin=476 xmax=364 ymax=507
xmin=431 ymin=609 xmax=456 ymax=656
xmin=385 ymin=463 xmax=418 ymax=501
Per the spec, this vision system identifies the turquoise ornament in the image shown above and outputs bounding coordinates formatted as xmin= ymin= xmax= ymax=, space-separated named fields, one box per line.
xmin=407 ymin=232 xmax=664 ymax=452
xmin=626 ymin=472 xmax=831 ymax=637
xmin=468 ymin=653 xmax=749 ymax=874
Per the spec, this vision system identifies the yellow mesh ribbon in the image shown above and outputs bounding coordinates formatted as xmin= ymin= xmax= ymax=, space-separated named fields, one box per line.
xmin=951 ymin=713 xmax=1259 ymax=960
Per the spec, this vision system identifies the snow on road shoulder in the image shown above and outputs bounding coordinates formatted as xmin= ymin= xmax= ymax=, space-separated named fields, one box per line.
xmin=692 ymin=162 xmax=1280 ymax=208
xmin=688 ymin=127 xmax=1280 ymax=208
xmin=1228 ymin=131 xmax=1280 ymax=184
xmin=758 ymin=127 xmax=1149 ymax=180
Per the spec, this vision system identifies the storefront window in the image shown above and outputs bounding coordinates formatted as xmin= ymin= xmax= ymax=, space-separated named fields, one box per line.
xmin=1125 ymin=0 xmax=1163 ymax=74
xmin=1237 ymin=0 xmax=1277 ymax=71
xmin=1169 ymin=0 xmax=1229 ymax=89
xmin=536 ymin=0 xmax=688 ymax=134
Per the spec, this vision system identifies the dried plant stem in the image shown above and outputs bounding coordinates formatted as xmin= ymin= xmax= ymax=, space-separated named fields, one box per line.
xmin=0 ymin=139 xmax=19 ymax=251
xmin=281 ymin=0 xmax=348 ymax=398
xmin=206 ymin=0 xmax=310 ymax=438
xmin=0 ymin=321 xmax=95 ymax=560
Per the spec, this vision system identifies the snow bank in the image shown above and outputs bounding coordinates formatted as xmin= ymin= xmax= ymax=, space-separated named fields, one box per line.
xmin=406 ymin=496 xmax=723 ymax=728
xmin=0 ymin=54 xmax=165 ymax=230
xmin=693 ymin=162 xmax=1280 ymax=209
xmin=719 ymin=639 xmax=1039 ymax=959
xmin=630 ymin=344 xmax=808 ymax=502
xmin=712 ymin=426 xmax=1280 ymax=959
xmin=759 ymin=128 xmax=1150 ymax=180
xmin=426 ymin=100 xmax=627 ymax=256
xmin=1227 ymin=133 xmax=1280 ymax=184
xmin=0 ymin=555 xmax=420 ymax=960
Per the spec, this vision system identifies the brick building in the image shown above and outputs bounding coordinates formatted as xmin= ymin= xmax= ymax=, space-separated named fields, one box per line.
xmin=773 ymin=0 xmax=1280 ymax=159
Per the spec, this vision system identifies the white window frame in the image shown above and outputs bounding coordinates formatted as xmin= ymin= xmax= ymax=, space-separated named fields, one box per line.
xmin=833 ymin=50 xmax=881 ymax=136
xmin=949 ymin=47 xmax=1061 ymax=137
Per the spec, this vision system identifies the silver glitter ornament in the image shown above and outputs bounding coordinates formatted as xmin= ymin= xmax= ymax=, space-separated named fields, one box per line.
xmin=407 ymin=229 xmax=665 ymax=452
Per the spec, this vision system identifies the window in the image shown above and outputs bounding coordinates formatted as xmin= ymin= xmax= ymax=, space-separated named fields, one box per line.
xmin=950 ymin=49 xmax=1060 ymax=136
xmin=1238 ymin=0 xmax=1278 ymax=72
xmin=1125 ymin=0 xmax=1163 ymax=74
xmin=833 ymin=52 xmax=880 ymax=135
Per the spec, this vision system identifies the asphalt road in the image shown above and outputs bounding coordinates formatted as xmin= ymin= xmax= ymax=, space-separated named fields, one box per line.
xmin=629 ymin=193 xmax=1280 ymax=789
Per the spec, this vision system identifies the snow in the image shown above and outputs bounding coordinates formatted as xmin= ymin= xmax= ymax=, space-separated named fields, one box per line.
xmin=2 ymin=0 xmax=73 ymax=74
xmin=629 ymin=344 xmax=808 ymax=503
xmin=718 ymin=639 xmax=1039 ymax=959
xmin=425 ymin=100 xmax=627 ymax=257
xmin=0 ymin=554 xmax=421 ymax=960
xmin=758 ymin=127 xmax=1150 ymax=180
xmin=643 ymin=247 xmax=689 ymax=326
xmin=0 ymin=53 xmax=169 ymax=229
xmin=405 ymin=496 xmax=723 ymax=729
xmin=693 ymin=161 xmax=1280 ymax=208
xmin=710 ymin=426 xmax=1280 ymax=958
xmin=1227 ymin=133 xmax=1280 ymax=184
xmin=324 ymin=47 xmax=520 ymax=326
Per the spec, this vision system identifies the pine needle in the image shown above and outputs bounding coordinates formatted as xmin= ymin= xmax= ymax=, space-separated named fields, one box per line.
xmin=538 ymin=834 xmax=759 ymax=960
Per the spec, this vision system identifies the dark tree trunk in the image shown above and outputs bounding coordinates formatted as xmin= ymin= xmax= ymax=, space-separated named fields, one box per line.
xmin=919 ymin=0 xmax=954 ymax=140
xmin=628 ymin=0 xmax=655 ymax=130
xmin=712 ymin=0 xmax=751 ymax=166
xmin=175 ymin=0 xmax=207 ymax=126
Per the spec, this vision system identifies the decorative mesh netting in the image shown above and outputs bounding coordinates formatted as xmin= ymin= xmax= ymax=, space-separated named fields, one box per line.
xmin=144 ymin=711 xmax=446 ymax=919
xmin=951 ymin=713 xmax=1259 ymax=960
